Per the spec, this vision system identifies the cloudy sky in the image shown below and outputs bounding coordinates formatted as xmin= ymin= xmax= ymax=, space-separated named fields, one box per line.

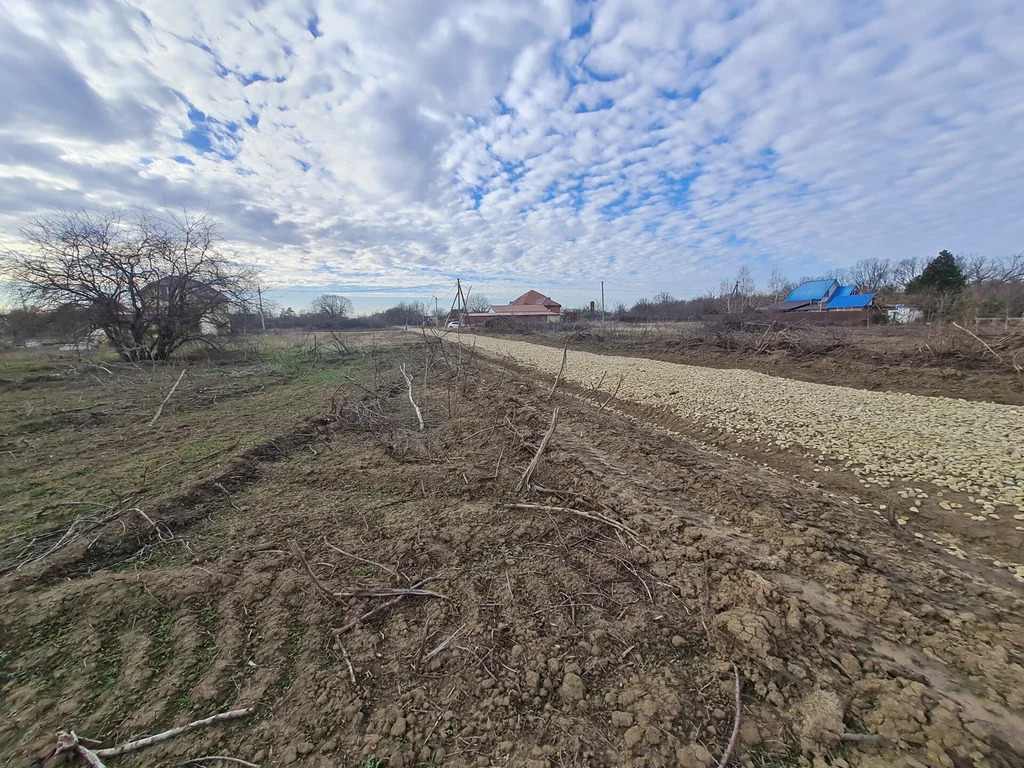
xmin=2 ymin=0 xmax=1023 ymax=312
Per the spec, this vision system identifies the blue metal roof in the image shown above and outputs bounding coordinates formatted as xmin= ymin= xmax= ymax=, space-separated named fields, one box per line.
xmin=785 ymin=280 xmax=838 ymax=302
xmin=826 ymin=293 xmax=876 ymax=309
xmin=834 ymin=284 xmax=857 ymax=297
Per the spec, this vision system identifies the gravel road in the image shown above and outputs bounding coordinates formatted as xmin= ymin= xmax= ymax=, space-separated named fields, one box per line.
xmin=461 ymin=334 xmax=1024 ymax=519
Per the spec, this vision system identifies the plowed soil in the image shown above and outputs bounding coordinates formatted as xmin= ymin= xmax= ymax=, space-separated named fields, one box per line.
xmin=2 ymin=336 xmax=1024 ymax=768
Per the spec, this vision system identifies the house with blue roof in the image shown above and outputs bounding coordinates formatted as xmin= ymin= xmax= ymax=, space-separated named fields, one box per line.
xmin=758 ymin=280 xmax=878 ymax=314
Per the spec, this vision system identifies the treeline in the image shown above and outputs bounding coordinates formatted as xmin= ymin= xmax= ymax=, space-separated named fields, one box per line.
xmin=261 ymin=299 xmax=433 ymax=331
xmin=613 ymin=251 xmax=1024 ymax=323
xmin=6 ymin=251 xmax=1023 ymax=347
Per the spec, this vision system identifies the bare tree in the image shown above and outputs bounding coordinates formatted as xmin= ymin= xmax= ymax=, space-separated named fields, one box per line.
xmin=847 ymin=258 xmax=894 ymax=292
xmin=959 ymin=253 xmax=1024 ymax=285
xmin=767 ymin=266 xmax=788 ymax=302
xmin=735 ymin=266 xmax=756 ymax=310
xmin=311 ymin=293 xmax=354 ymax=318
xmin=466 ymin=294 xmax=491 ymax=312
xmin=892 ymin=257 xmax=920 ymax=289
xmin=654 ymin=291 xmax=675 ymax=304
xmin=1 ymin=207 xmax=257 ymax=361
xmin=718 ymin=279 xmax=736 ymax=314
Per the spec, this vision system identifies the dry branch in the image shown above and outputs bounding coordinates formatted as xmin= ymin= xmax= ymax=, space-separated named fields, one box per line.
xmin=53 ymin=732 xmax=107 ymax=767
xmin=337 ymin=641 xmax=357 ymax=684
xmin=515 ymin=407 xmax=559 ymax=492
xmin=289 ymin=539 xmax=344 ymax=604
xmin=149 ymin=368 xmax=187 ymax=426
xmin=291 ymin=540 xmax=443 ymax=601
xmin=180 ymin=757 xmax=260 ymax=767
xmin=547 ymin=336 xmax=570 ymax=401
xmin=715 ymin=665 xmax=742 ymax=768
xmin=93 ymin=707 xmax=256 ymax=758
xmin=333 ymin=575 xmax=443 ymax=634
xmin=50 ymin=709 xmax=258 ymax=764
xmin=424 ymin=624 xmax=466 ymax=661
xmin=323 ymin=537 xmax=401 ymax=579
xmin=840 ymin=732 xmax=889 ymax=745
xmin=952 ymin=322 xmax=1024 ymax=386
xmin=8 ymin=501 xmax=154 ymax=573
xmin=508 ymin=502 xmax=640 ymax=541
xmin=400 ymin=363 xmax=425 ymax=430
xmin=598 ymin=375 xmax=624 ymax=413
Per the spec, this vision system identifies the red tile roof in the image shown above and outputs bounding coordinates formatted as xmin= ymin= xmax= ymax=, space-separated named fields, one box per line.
xmin=510 ymin=290 xmax=560 ymax=309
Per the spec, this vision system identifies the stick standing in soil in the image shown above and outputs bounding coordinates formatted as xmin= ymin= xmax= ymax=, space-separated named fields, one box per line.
xmin=400 ymin=363 xmax=425 ymax=430
xmin=598 ymin=374 xmax=624 ymax=413
xmin=547 ymin=335 xmax=571 ymax=400
xmin=149 ymin=368 xmax=187 ymax=427
xmin=515 ymin=407 xmax=559 ymax=492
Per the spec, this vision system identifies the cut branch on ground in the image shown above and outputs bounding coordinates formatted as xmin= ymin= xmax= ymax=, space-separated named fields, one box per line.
xmin=715 ymin=664 xmax=742 ymax=768
xmin=333 ymin=575 xmax=444 ymax=634
xmin=509 ymin=502 xmax=641 ymax=542
xmin=149 ymin=369 xmax=187 ymax=427
xmin=290 ymin=540 xmax=445 ymax=602
xmin=50 ymin=707 xmax=257 ymax=765
xmin=515 ymin=407 xmax=559 ymax=493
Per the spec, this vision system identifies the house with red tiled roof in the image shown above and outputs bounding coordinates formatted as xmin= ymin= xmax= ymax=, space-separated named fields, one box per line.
xmin=466 ymin=290 xmax=562 ymax=325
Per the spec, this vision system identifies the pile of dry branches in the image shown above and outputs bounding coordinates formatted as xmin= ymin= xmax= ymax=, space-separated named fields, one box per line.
xmin=329 ymin=397 xmax=392 ymax=431
xmin=0 ymin=499 xmax=171 ymax=576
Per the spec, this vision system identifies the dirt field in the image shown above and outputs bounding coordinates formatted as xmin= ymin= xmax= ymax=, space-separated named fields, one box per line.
xmin=2 ymin=330 xmax=1024 ymax=768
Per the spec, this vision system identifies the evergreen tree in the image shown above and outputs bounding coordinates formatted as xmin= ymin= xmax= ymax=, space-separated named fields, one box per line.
xmin=906 ymin=250 xmax=966 ymax=294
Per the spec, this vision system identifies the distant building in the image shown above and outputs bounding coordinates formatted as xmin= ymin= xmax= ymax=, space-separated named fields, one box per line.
xmin=758 ymin=280 xmax=877 ymax=314
xmin=141 ymin=276 xmax=232 ymax=335
xmin=472 ymin=290 xmax=562 ymax=325
xmin=887 ymin=305 xmax=923 ymax=324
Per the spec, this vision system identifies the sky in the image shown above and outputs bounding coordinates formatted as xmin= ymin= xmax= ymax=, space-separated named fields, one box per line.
xmin=1 ymin=0 xmax=1023 ymax=314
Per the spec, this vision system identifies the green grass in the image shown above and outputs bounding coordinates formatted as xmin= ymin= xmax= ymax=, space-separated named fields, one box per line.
xmin=155 ymin=615 xmax=176 ymax=641
xmin=0 ymin=338 xmax=387 ymax=559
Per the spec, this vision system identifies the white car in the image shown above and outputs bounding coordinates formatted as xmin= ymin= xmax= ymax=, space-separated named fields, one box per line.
xmin=445 ymin=321 xmax=460 ymax=330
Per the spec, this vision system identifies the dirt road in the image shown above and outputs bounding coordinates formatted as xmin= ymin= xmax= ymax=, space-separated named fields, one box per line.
xmin=460 ymin=333 xmax=1024 ymax=578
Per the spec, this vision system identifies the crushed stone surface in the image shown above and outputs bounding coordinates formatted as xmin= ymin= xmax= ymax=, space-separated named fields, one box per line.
xmin=461 ymin=334 xmax=1024 ymax=516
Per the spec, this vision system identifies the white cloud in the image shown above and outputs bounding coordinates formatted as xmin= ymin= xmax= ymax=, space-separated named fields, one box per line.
xmin=1 ymin=0 xmax=1024 ymax=310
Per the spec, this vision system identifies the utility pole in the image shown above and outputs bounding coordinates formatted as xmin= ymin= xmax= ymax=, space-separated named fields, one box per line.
xmin=447 ymin=278 xmax=462 ymax=326
xmin=601 ymin=280 xmax=606 ymax=323
xmin=434 ymin=296 xmax=439 ymax=327
xmin=256 ymin=286 xmax=266 ymax=332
